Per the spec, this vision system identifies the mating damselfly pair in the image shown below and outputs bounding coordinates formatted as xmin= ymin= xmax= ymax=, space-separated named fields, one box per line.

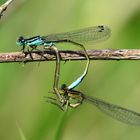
xmin=17 ymin=25 xmax=140 ymax=126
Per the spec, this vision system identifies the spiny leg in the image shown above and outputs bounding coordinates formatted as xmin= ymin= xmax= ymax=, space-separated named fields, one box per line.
xmin=27 ymin=47 xmax=34 ymax=60
xmin=68 ymin=91 xmax=84 ymax=108
xmin=44 ymin=96 xmax=57 ymax=101
xmin=62 ymin=100 xmax=69 ymax=112
xmin=45 ymin=96 xmax=69 ymax=112
xmin=45 ymin=98 xmax=65 ymax=111
xmin=30 ymin=46 xmax=46 ymax=58
xmin=20 ymin=44 xmax=25 ymax=53
xmin=21 ymin=46 xmax=35 ymax=61
xmin=29 ymin=46 xmax=48 ymax=66
xmin=69 ymin=102 xmax=81 ymax=108
xmin=19 ymin=46 xmax=32 ymax=64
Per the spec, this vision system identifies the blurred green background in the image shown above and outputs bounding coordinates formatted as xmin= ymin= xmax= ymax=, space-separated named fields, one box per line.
xmin=0 ymin=0 xmax=140 ymax=140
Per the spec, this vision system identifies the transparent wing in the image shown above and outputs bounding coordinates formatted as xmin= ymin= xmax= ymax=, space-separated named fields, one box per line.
xmin=84 ymin=95 xmax=140 ymax=125
xmin=42 ymin=25 xmax=111 ymax=45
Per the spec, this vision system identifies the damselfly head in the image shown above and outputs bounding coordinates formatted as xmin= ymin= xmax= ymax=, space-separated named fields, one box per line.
xmin=16 ymin=36 xmax=25 ymax=46
xmin=60 ymin=84 xmax=67 ymax=91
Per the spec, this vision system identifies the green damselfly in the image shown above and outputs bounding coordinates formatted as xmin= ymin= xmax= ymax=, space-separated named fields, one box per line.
xmin=45 ymin=36 xmax=140 ymax=125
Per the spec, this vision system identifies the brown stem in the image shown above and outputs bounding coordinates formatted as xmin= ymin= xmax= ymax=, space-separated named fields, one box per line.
xmin=0 ymin=49 xmax=140 ymax=63
xmin=0 ymin=0 xmax=14 ymax=18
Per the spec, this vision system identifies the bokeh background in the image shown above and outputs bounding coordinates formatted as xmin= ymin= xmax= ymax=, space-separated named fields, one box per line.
xmin=0 ymin=0 xmax=140 ymax=140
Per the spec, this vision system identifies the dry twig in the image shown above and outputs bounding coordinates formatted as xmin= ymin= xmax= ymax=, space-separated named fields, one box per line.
xmin=0 ymin=0 xmax=14 ymax=18
xmin=0 ymin=49 xmax=140 ymax=63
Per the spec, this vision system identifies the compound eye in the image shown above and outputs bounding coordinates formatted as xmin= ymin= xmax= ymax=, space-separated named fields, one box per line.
xmin=18 ymin=36 xmax=24 ymax=42
xmin=16 ymin=36 xmax=25 ymax=46
xmin=60 ymin=84 xmax=67 ymax=90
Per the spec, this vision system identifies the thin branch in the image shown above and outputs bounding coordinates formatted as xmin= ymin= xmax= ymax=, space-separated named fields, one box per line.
xmin=0 ymin=0 xmax=14 ymax=19
xmin=1 ymin=49 xmax=140 ymax=63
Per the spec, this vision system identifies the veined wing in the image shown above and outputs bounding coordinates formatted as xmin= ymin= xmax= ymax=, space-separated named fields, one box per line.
xmin=42 ymin=25 xmax=111 ymax=45
xmin=84 ymin=95 xmax=140 ymax=125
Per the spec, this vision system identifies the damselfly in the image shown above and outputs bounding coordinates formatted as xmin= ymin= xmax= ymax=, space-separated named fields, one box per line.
xmin=46 ymin=81 xmax=140 ymax=125
xmin=45 ymin=37 xmax=140 ymax=125
xmin=17 ymin=25 xmax=111 ymax=53
xmin=59 ymin=84 xmax=140 ymax=125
